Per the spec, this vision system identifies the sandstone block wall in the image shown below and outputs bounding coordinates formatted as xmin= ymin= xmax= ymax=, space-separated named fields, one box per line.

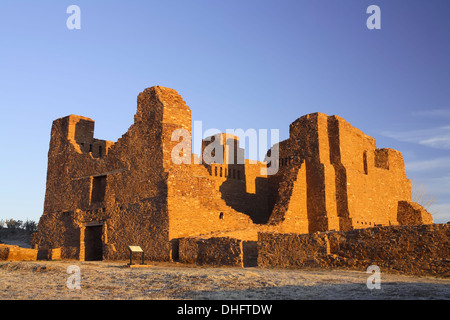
xmin=33 ymin=86 xmax=263 ymax=262
xmin=33 ymin=87 xmax=179 ymax=261
xmin=258 ymin=223 xmax=450 ymax=276
xmin=32 ymin=86 xmax=434 ymax=266
xmin=0 ymin=245 xmax=38 ymax=261
xmin=267 ymin=159 xmax=309 ymax=233
xmin=397 ymin=201 xmax=433 ymax=225
xmin=37 ymin=247 xmax=61 ymax=260
xmin=167 ymin=162 xmax=255 ymax=241
xmin=267 ymin=112 xmax=419 ymax=234
xmin=257 ymin=232 xmax=330 ymax=268
xmin=179 ymin=237 xmax=244 ymax=267
xmin=200 ymin=134 xmax=271 ymax=224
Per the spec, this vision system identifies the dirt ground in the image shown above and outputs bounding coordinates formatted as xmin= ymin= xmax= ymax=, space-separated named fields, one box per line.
xmin=0 ymin=260 xmax=449 ymax=300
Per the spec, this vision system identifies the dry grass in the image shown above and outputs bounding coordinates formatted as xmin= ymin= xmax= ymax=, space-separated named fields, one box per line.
xmin=0 ymin=260 xmax=449 ymax=300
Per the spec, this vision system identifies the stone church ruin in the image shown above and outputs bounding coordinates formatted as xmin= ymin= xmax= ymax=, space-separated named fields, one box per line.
xmin=30 ymin=86 xmax=441 ymax=271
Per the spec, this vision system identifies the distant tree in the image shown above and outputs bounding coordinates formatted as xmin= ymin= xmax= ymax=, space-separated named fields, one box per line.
xmin=411 ymin=181 xmax=435 ymax=211
xmin=0 ymin=218 xmax=38 ymax=233
xmin=5 ymin=219 xmax=23 ymax=231
xmin=24 ymin=220 xmax=38 ymax=233
xmin=5 ymin=219 xmax=14 ymax=229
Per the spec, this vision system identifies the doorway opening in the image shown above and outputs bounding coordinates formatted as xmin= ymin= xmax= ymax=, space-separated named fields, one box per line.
xmin=84 ymin=225 xmax=103 ymax=261
xmin=242 ymin=241 xmax=258 ymax=267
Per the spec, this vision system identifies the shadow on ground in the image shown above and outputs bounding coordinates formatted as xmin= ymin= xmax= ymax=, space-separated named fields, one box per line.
xmin=181 ymin=282 xmax=450 ymax=300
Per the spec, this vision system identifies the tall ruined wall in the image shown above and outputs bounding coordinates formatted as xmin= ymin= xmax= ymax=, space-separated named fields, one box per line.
xmin=267 ymin=161 xmax=309 ymax=233
xmin=242 ymin=160 xmax=271 ymax=223
xmin=167 ymin=162 xmax=255 ymax=241
xmin=198 ymin=134 xmax=271 ymax=224
xmin=327 ymin=115 xmax=412 ymax=228
xmin=34 ymin=86 xmax=263 ymax=261
xmin=34 ymin=87 xmax=180 ymax=260
xmin=207 ymin=161 xmax=270 ymax=224
xmin=34 ymin=86 xmax=434 ymax=264
xmin=268 ymin=113 xmax=340 ymax=233
xmin=267 ymin=112 xmax=426 ymax=234
xmin=290 ymin=113 xmax=342 ymax=232
xmin=42 ymin=89 xmax=171 ymax=213
xmin=146 ymin=91 xmax=258 ymax=244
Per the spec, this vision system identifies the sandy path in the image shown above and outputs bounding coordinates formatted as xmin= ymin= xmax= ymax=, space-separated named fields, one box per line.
xmin=0 ymin=260 xmax=449 ymax=300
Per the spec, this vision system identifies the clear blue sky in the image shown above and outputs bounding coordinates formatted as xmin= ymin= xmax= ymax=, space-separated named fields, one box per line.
xmin=0 ymin=0 xmax=449 ymax=223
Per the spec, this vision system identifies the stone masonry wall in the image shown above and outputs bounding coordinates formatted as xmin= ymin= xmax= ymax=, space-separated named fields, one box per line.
xmin=397 ymin=201 xmax=433 ymax=225
xmin=258 ymin=224 xmax=450 ymax=277
xmin=267 ymin=112 xmax=419 ymax=234
xmin=33 ymin=86 xmax=435 ymax=266
xmin=267 ymin=161 xmax=309 ymax=234
xmin=33 ymin=87 xmax=174 ymax=261
xmin=179 ymin=237 xmax=244 ymax=267
xmin=34 ymin=86 xmax=263 ymax=261
xmin=200 ymin=134 xmax=271 ymax=224
xmin=329 ymin=116 xmax=411 ymax=228
xmin=0 ymin=245 xmax=38 ymax=261
xmin=167 ymin=163 xmax=255 ymax=241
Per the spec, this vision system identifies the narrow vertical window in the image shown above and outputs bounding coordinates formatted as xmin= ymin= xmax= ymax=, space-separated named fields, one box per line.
xmin=363 ymin=151 xmax=368 ymax=175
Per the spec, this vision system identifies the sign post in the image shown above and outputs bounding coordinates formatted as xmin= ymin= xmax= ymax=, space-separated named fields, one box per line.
xmin=127 ymin=246 xmax=145 ymax=266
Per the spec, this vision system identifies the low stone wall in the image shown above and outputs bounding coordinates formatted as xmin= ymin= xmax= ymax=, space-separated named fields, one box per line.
xmin=0 ymin=245 xmax=38 ymax=261
xmin=258 ymin=223 xmax=450 ymax=277
xmin=179 ymin=237 xmax=243 ymax=266
xmin=37 ymin=248 xmax=62 ymax=260
xmin=257 ymin=232 xmax=330 ymax=267
xmin=178 ymin=238 xmax=198 ymax=264
xmin=0 ymin=245 xmax=67 ymax=261
xmin=397 ymin=201 xmax=433 ymax=225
